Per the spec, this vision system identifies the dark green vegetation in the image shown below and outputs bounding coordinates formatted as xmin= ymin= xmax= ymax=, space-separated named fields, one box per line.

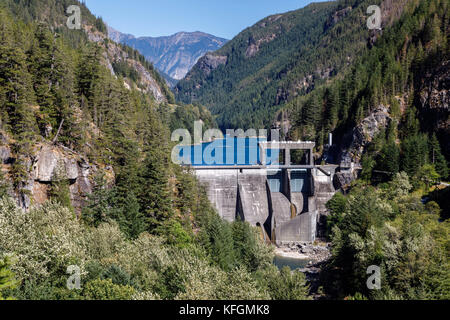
xmin=0 ymin=0 xmax=309 ymax=300
xmin=304 ymin=0 xmax=449 ymax=300
xmin=286 ymin=0 xmax=449 ymax=164
xmin=323 ymin=173 xmax=449 ymax=299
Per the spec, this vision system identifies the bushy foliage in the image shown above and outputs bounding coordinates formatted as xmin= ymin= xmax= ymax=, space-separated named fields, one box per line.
xmin=0 ymin=256 xmax=17 ymax=300
xmin=322 ymin=173 xmax=450 ymax=300
xmin=0 ymin=196 xmax=310 ymax=300
xmin=83 ymin=279 xmax=135 ymax=300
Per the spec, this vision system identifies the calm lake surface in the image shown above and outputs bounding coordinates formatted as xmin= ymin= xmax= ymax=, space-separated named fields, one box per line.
xmin=177 ymin=136 xmax=280 ymax=166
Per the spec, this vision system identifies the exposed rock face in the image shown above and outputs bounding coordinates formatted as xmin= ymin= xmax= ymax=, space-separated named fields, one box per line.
xmin=1 ymin=140 xmax=112 ymax=212
xmin=129 ymin=59 xmax=166 ymax=102
xmin=84 ymin=25 xmax=167 ymax=103
xmin=245 ymin=34 xmax=277 ymax=58
xmin=32 ymin=146 xmax=78 ymax=182
xmin=108 ymin=28 xmax=228 ymax=81
xmin=272 ymin=110 xmax=292 ymax=138
xmin=333 ymin=170 xmax=357 ymax=190
xmin=195 ymin=54 xmax=228 ymax=76
xmin=338 ymin=105 xmax=392 ymax=165
xmin=325 ymin=6 xmax=352 ymax=29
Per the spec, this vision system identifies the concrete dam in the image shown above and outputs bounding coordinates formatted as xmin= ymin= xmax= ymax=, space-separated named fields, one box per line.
xmin=179 ymin=138 xmax=337 ymax=243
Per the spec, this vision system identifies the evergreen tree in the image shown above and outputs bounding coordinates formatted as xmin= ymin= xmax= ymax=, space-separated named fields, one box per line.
xmin=139 ymin=147 xmax=173 ymax=231
xmin=429 ymin=134 xmax=448 ymax=180
xmin=376 ymin=142 xmax=400 ymax=178
xmin=401 ymin=134 xmax=429 ymax=178
xmin=48 ymin=161 xmax=74 ymax=212
xmin=0 ymin=11 xmax=37 ymax=154
xmin=82 ymin=172 xmax=121 ymax=227
xmin=118 ymin=192 xmax=147 ymax=239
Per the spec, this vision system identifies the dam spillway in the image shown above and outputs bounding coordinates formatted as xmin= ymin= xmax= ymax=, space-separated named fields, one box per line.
xmin=178 ymin=138 xmax=337 ymax=243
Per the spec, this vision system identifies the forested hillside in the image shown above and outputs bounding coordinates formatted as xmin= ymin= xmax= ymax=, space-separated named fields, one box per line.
xmin=0 ymin=0 xmax=306 ymax=300
xmin=288 ymin=0 xmax=449 ymax=299
xmin=282 ymin=0 xmax=449 ymax=179
xmin=175 ymin=0 xmax=407 ymax=130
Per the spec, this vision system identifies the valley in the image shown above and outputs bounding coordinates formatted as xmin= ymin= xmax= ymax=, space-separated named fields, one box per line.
xmin=0 ymin=0 xmax=448 ymax=302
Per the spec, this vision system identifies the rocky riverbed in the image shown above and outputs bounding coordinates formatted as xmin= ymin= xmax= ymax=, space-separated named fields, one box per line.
xmin=274 ymin=242 xmax=332 ymax=299
xmin=274 ymin=241 xmax=332 ymax=265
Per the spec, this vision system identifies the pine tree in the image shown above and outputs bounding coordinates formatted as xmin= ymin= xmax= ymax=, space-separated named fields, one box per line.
xmin=430 ymin=134 xmax=448 ymax=180
xmin=0 ymin=12 xmax=37 ymax=154
xmin=48 ymin=161 xmax=74 ymax=212
xmin=118 ymin=192 xmax=147 ymax=239
xmin=82 ymin=172 xmax=121 ymax=227
xmin=376 ymin=142 xmax=400 ymax=178
xmin=401 ymin=134 xmax=429 ymax=178
xmin=139 ymin=147 xmax=173 ymax=230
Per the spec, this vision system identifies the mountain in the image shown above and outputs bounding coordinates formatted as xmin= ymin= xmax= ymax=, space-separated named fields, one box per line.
xmin=107 ymin=27 xmax=228 ymax=84
xmin=174 ymin=0 xmax=414 ymax=130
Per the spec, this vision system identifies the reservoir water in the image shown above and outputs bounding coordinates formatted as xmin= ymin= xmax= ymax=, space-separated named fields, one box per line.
xmin=176 ymin=136 xmax=280 ymax=166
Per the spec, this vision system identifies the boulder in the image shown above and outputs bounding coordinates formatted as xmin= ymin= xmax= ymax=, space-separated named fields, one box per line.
xmin=33 ymin=146 xmax=80 ymax=182
xmin=33 ymin=147 xmax=59 ymax=182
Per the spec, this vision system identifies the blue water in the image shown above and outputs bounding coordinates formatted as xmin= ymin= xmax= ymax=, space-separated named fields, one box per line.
xmin=176 ymin=136 xmax=280 ymax=166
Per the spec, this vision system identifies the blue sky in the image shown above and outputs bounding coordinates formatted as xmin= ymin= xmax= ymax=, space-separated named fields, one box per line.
xmin=84 ymin=0 xmax=330 ymax=39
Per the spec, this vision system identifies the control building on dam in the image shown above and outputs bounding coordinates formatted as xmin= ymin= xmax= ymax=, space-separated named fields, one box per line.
xmin=179 ymin=138 xmax=337 ymax=243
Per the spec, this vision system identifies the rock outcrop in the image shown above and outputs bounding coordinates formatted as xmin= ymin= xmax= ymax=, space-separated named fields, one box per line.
xmin=196 ymin=54 xmax=227 ymax=76
xmin=338 ymin=105 xmax=392 ymax=165
xmin=0 ymin=145 xmax=12 ymax=164
xmin=84 ymin=25 xmax=167 ymax=103
xmin=0 ymin=139 xmax=113 ymax=212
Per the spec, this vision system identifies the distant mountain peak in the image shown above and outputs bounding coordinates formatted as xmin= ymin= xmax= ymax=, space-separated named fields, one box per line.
xmin=107 ymin=26 xmax=228 ymax=83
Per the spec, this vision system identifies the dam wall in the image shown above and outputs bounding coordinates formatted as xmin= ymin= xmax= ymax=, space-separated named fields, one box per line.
xmin=194 ymin=169 xmax=238 ymax=222
xmin=194 ymin=166 xmax=336 ymax=243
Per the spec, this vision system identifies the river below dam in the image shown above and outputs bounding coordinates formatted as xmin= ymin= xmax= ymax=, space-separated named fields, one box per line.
xmin=273 ymin=244 xmax=331 ymax=270
xmin=273 ymin=255 xmax=314 ymax=270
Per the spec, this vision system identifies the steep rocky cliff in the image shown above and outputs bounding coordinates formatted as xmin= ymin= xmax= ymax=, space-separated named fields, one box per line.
xmin=0 ymin=131 xmax=113 ymax=211
xmin=338 ymin=105 xmax=392 ymax=165
xmin=85 ymin=25 xmax=170 ymax=103
xmin=0 ymin=0 xmax=175 ymax=212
